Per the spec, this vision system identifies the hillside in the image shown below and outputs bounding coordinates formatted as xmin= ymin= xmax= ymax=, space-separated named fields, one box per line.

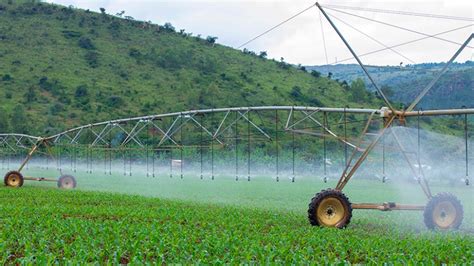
xmin=307 ymin=62 xmax=473 ymax=110
xmin=0 ymin=0 xmax=383 ymax=136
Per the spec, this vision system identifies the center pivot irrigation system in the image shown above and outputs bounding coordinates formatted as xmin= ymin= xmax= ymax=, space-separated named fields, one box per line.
xmin=1 ymin=3 xmax=473 ymax=229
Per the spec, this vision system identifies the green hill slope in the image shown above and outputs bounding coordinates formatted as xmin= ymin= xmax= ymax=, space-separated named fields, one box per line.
xmin=0 ymin=0 xmax=382 ymax=136
xmin=307 ymin=62 xmax=473 ymax=110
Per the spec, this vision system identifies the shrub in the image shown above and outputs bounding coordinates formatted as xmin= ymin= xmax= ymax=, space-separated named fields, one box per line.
xmin=2 ymin=74 xmax=12 ymax=81
xmin=75 ymin=85 xmax=88 ymax=97
xmin=311 ymin=70 xmax=321 ymax=78
xmin=50 ymin=103 xmax=64 ymax=115
xmin=85 ymin=51 xmax=99 ymax=68
xmin=23 ymin=86 xmax=37 ymax=103
xmin=78 ymin=37 xmax=95 ymax=50
xmin=106 ymin=95 xmax=124 ymax=107
xmin=163 ymin=22 xmax=175 ymax=32
xmin=206 ymin=36 xmax=217 ymax=45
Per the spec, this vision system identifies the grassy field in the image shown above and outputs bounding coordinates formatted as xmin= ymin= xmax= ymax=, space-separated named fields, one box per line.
xmin=1 ymin=168 xmax=473 ymax=264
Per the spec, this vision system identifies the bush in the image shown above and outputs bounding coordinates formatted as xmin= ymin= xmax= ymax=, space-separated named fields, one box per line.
xmin=50 ymin=103 xmax=64 ymax=115
xmin=75 ymin=85 xmax=88 ymax=97
xmin=2 ymin=74 xmax=12 ymax=81
xmin=108 ymin=21 xmax=121 ymax=33
xmin=163 ymin=22 xmax=175 ymax=32
xmin=62 ymin=30 xmax=81 ymax=39
xmin=311 ymin=70 xmax=321 ymax=78
xmin=129 ymin=48 xmax=141 ymax=58
xmin=84 ymin=51 xmax=99 ymax=68
xmin=23 ymin=86 xmax=37 ymax=103
xmin=206 ymin=36 xmax=217 ymax=45
xmin=155 ymin=49 xmax=188 ymax=70
xmin=78 ymin=37 xmax=95 ymax=50
xmin=106 ymin=95 xmax=124 ymax=107
xmin=290 ymin=86 xmax=303 ymax=99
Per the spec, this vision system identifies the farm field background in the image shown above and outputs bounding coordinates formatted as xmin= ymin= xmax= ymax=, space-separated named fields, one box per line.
xmin=1 ymin=167 xmax=473 ymax=263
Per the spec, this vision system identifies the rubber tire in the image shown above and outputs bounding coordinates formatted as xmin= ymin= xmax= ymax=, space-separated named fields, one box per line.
xmin=308 ymin=189 xmax=352 ymax=228
xmin=57 ymin=175 xmax=77 ymax=189
xmin=4 ymin=171 xmax=24 ymax=187
xmin=423 ymin=192 xmax=463 ymax=230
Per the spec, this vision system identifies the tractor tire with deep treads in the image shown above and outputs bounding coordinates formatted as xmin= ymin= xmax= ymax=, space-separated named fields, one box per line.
xmin=4 ymin=171 xmax=24 ymax=187
xmin=308 ymin=188 xmax=352 ymax=228
xmin=57 ymin=175 xmax=77 ymax=189
xmin=423 ymin=192 xmax=463 ymax=230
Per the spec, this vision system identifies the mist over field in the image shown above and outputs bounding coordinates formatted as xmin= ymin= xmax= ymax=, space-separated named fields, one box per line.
xmin=0 ymin=0 xmax=473 ymax=263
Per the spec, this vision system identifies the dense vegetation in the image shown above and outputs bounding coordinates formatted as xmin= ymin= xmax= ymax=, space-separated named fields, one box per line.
xmin=1 ymin=174 xmax=472 ymax=264
xmin=307 ymin=62 xmax=473 ymax=110
xmin=0 ymin=0 xmax=382 ymax=136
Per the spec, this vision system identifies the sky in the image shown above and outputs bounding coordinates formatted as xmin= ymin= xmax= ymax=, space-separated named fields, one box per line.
xmin=46 ymin=0 xmax=473 ymax=66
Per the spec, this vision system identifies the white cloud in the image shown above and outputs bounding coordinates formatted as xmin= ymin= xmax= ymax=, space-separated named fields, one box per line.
xmin=47 ymin=0 xmax=473 ymax=65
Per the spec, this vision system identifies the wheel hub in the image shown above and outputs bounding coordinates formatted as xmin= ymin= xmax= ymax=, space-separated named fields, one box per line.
xmin=7 ymin=174 xmax=20 ymax=186
xmin=317 ymin=198 xmax=346 ymax=226
xmin=61 ymin=178 xmax=74 ymax=189
xmin=433 ymin=201 xmax=456 ymax=229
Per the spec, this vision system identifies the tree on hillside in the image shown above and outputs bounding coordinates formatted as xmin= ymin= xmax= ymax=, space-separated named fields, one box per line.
xmin=311 ymin=70 xmax=321 ymax=78
xmin=11 ymin=105 xmax=29 ymax=134
xmin=85 ymin=51 xmax=99 ymax=68
xmin=99 ymin=7 xmax=105 ymax=14
xmin=258 ymin=51 xmax=267 ymax=59
xmin=206 ymin=36 xmax=218 ymax=45
xmin=163 ymin=22 xmax=175 ymax=32
xmin=75 ymin=85 xmax=88 ymax=97
xmin=24 ymin=86 xmax=37 ymax=103
xmin=350 ymin=78 xmax=368 ymax=103
xmin=0 ymin=107 xmax=10 ymax=133
xmin=78 ymin=37 xmax=95 ymax=50
xmin=116 ymin=10 xmax=125 ymax=17
xmin=380 ymin=85 xmax=394 ymax=98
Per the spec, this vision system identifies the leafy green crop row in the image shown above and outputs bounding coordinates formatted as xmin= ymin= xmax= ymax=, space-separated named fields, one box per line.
xmin=0 ymin=174 xmax=472 ymax=264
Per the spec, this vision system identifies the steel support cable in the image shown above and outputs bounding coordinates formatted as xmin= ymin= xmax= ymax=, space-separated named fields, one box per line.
xmin=318 ymin=9 xmax=329 ymax=64
xmin=180 ymin=115 xmax=183 ymax=179
xmin=317 ymin=3 xmax=396 ymax=113
xmin=104 ymin=144 xmax=107 ymax=175
xmin=327 ymin=12 xmax=415 ymax=64
xmin=128 ymin=145 xmax=132 ymax=176
xmin=247 ymin=111 xmax=251 ymax=181
xmin=465 ymin=113 xmax=470 ymax=185
xmin=275 ymin=109 xmax=279 ymax=182
xmin=323 ymin=112 xmax=327 ymax=182
xmin=382 ymin=121 xmax=386 ymax=182
xmin=291 ymin=107 xmax=295 ymax=182
xmin=344 ymin=107 xmax=348 ymax=166
xmin=417 ymin=112 xmax=422 ymax=178
xmin=146 ymin=123 xmax=150 ymax=177
xmin=211 ymin=110 xmax=214 ymax=180
xmin=324 ymin=7 xmax=474 ymax=49
xmin=238 ymin=3 xmax=316 ymax=49
xmin=329 ymin=24 xmax=472 ymax=64
xmin=200 ymin=114 xmax=203 ymax=180
xmin=123 ymin=147 xmax=126 ymax=176
xmin=235 ymin=111 xmax=239 ymax=181
xmin=152 ymin=145 xmax=155 ymax=178
xmin=322 ymin=4 xmax=474 ymax=22
xmin=406 ymin=33 xmax=473 ymax=112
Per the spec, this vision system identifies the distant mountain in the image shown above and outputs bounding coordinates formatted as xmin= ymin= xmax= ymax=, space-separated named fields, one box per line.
xmin=307 ymin=62 xmax=473 ymax=110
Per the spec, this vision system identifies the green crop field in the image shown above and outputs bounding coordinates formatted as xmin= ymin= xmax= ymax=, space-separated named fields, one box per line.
xmin=1 ymin=168 xmax=473 ymax=264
